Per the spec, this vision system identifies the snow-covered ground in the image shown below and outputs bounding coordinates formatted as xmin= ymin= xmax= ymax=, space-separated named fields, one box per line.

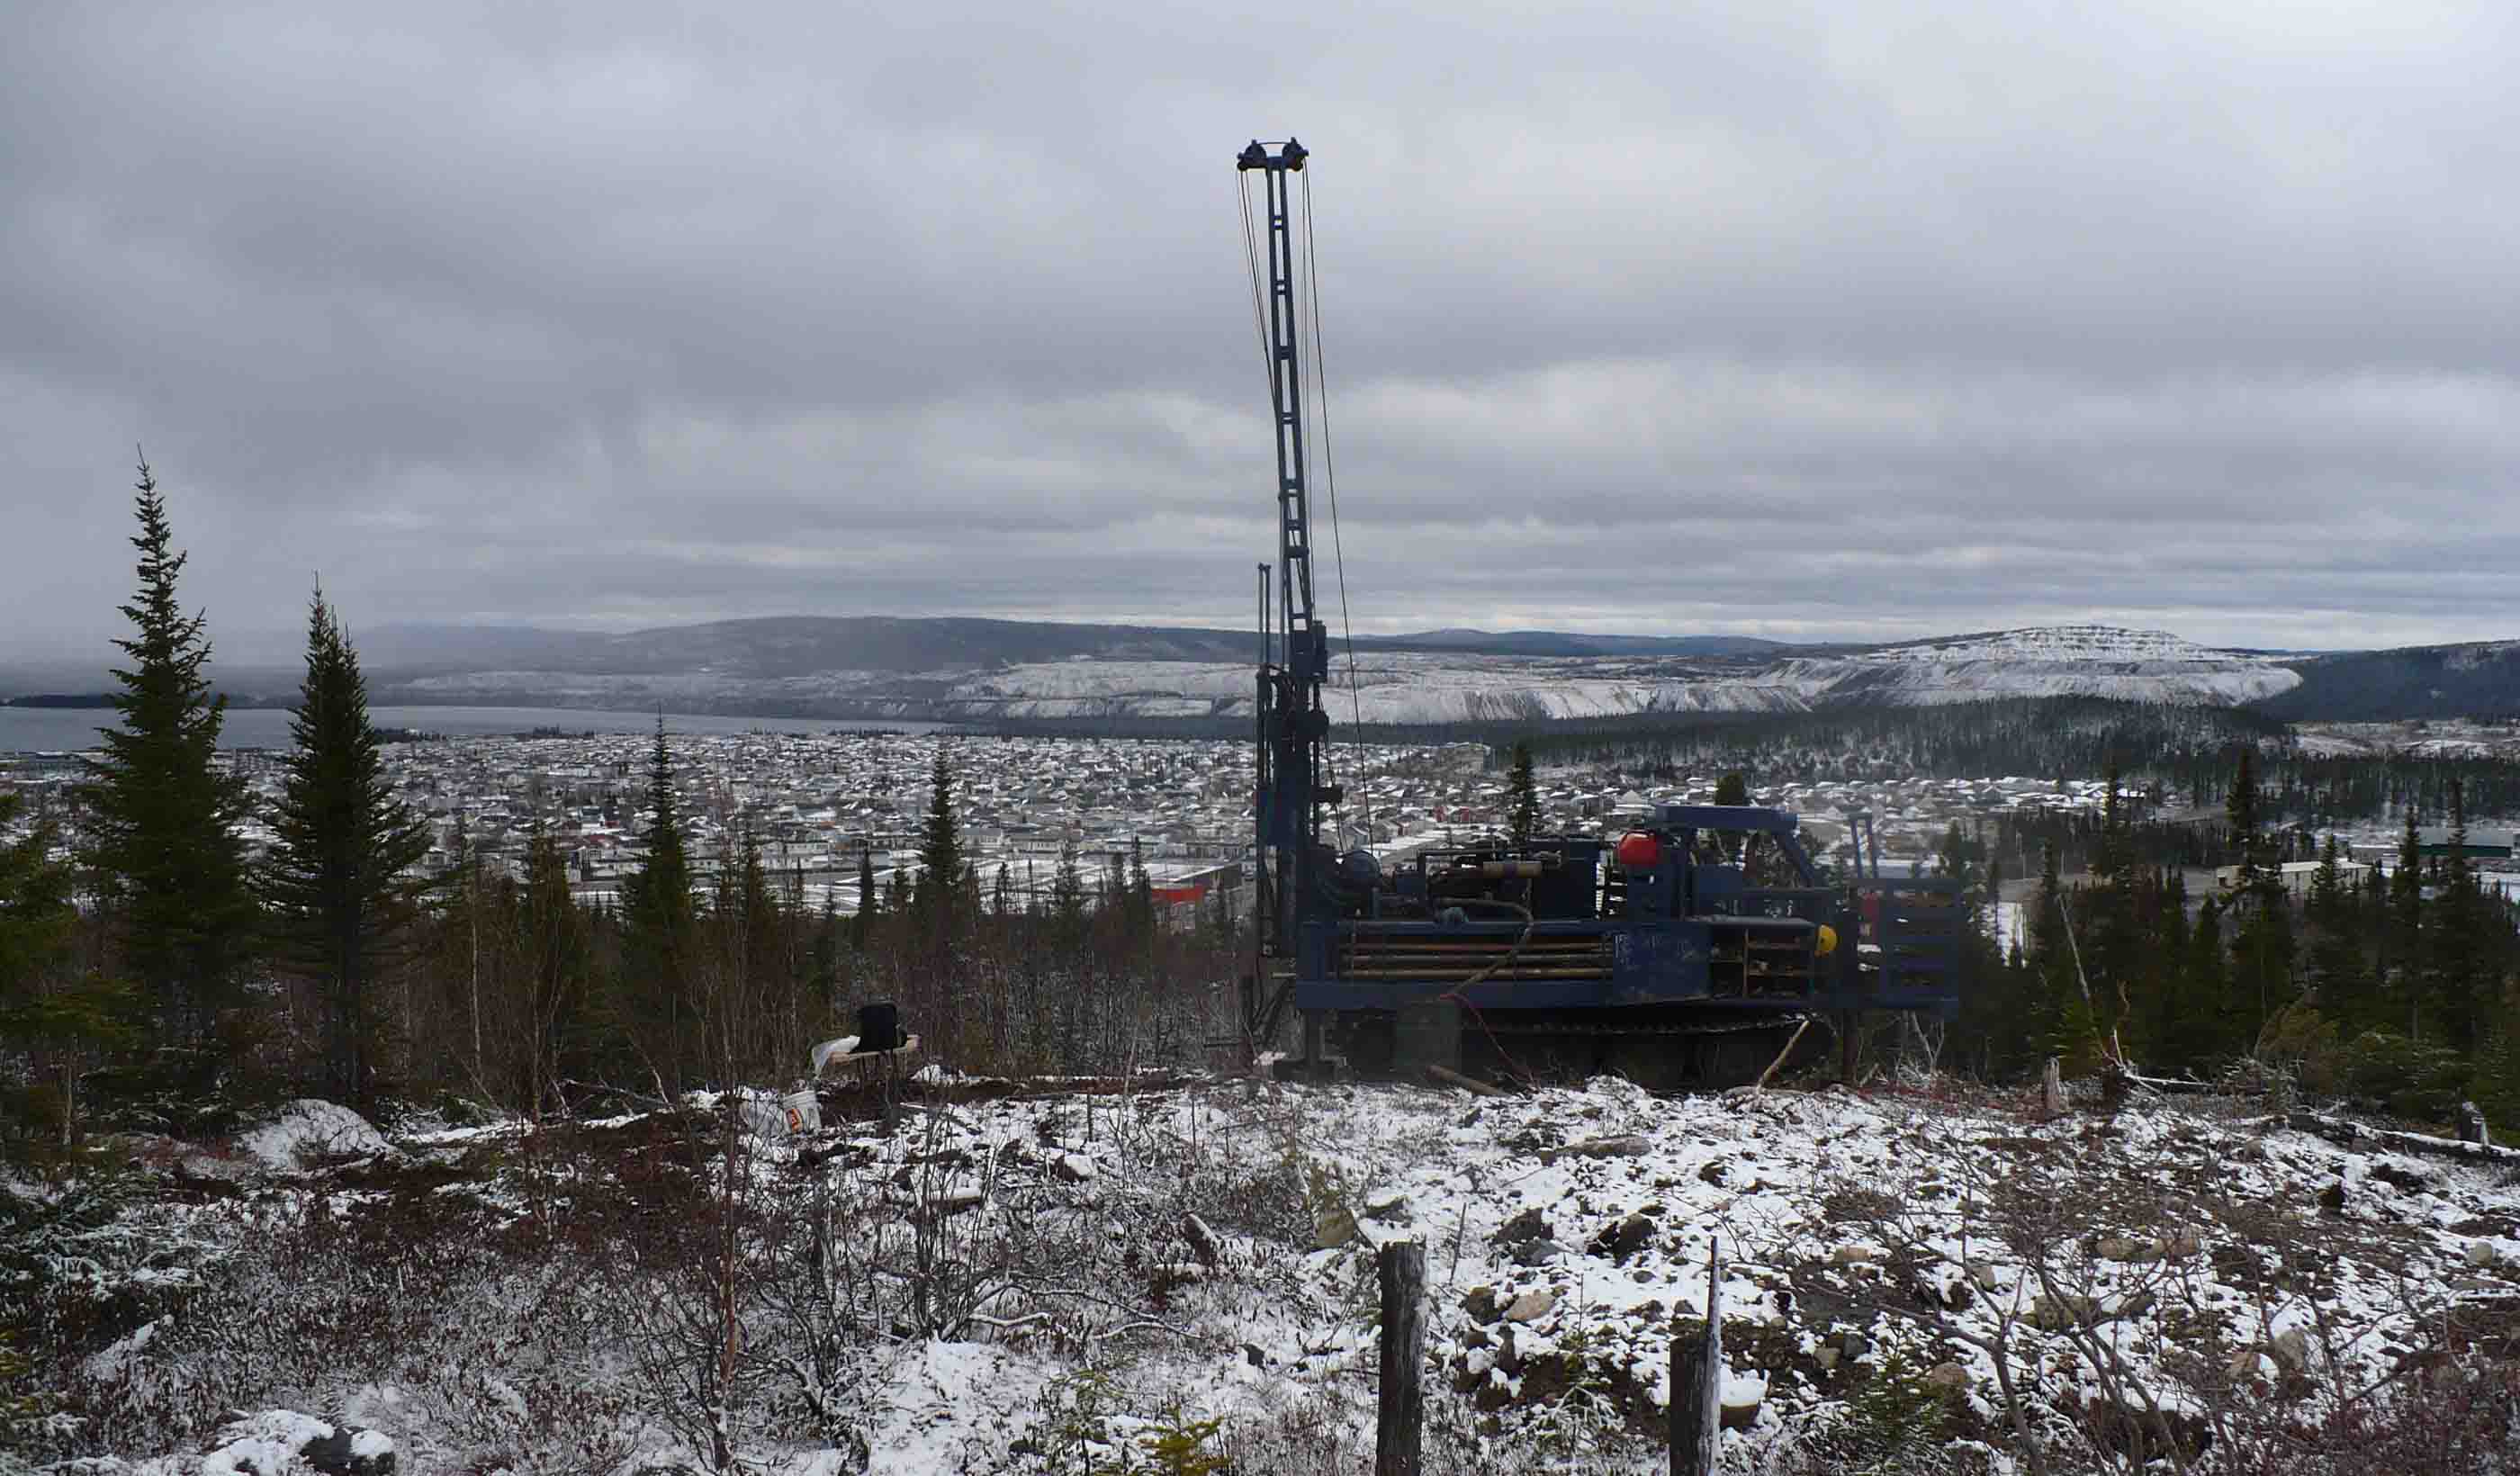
xmin=36 ymin=1075 xmax=2520 ymax=1473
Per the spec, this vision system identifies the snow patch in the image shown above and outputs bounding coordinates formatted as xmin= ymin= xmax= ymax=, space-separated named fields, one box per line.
xmin=237 ymin=1099 xmax=392 ymax=1172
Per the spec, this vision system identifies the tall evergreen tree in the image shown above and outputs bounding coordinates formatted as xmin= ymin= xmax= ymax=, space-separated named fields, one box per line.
xmin=914 ymin=748 xmax=965 ymax=932
xmin=2390 ymin=806 xmax=2426 ymax=1034
xmin=2306 ymin=833 xmax=2372 ymax=1028
xmin=518 ymin=826 xmax=592 ymax=1114
xmin=1507 ymin=741 xmax=1540 ymax=846
xmin=853 ymin=842 xmax=878 ymax=950
xmin=2224 ymin=746 xmax=2263 ymax=882
xmin=75 ymin=457 xmax=258 ymax=1051
xmin=616 ymin=717 xmax=698 ymax=1083
xmin=261 ymin=588 xmax=433 ymax=1108
xmin=2432 ymin=778 xmax=2490 ymax=1051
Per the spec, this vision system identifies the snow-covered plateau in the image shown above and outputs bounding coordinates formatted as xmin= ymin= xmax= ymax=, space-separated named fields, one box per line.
xmin=377 ymin=626 xmax=2307 ymax=725
xmin=956 ymin=626 xmax=2302 ymax=724
xmin=32 ymin=1074 xmax=2520 ymax=1473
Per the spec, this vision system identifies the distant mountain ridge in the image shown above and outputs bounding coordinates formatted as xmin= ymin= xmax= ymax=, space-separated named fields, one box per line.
xmin=345 ymin=617 xmax=1786 ymax=675
xmin=11 ymin=617 xmax=2518 ymax=725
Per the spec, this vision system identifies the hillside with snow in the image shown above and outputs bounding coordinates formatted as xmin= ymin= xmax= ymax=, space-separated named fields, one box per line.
xmin=29 ymin=1077 xmax=2520 ymax=1473
xmin=947 ymin=626 xmax=2301 ymax=724
xmin=210 ymin=616 xmax=2520 ymax=725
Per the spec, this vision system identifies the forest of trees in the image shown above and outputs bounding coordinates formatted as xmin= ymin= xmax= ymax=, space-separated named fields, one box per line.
xmin=1944 ymin=756 xmax=2520 ymax=1130
xmin=0 ymin=465 xmax=1240 ymax=1149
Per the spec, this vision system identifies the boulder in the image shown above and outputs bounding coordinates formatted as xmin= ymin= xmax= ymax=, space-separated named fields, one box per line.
xmin=1505 ymin=1288 xmax=1556 ymax=1323
xmin=1512 ymin=1238 xmax=1572 ymax=1266
xmin=1594 ymin=1213 xmax=1656 ymax=1264
xmin=1924 ymin=1362 xmax=1970 ymax=1391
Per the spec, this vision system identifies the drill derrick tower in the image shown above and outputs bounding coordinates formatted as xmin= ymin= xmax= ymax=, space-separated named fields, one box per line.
xmin=1238 ymin=138 xmax=1338 ymax=1054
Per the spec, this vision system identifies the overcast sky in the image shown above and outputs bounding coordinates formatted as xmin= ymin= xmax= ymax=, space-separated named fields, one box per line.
xmin=7 ymin=1 xmax=2519 ymax=662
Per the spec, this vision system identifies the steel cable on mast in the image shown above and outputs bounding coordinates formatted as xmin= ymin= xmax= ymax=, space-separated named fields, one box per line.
xmin=1299 ymin=167 xmax=1367 ymax=849
xmin=1238 ymin=175 xmax=1277 ymax=421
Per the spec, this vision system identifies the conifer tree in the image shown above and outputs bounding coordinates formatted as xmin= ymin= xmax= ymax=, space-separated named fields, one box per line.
xmin=2390 ymin=807 xmax=2426 ymax=1034
xmin=725 ymin=821 xmax=791 ymax=1072
xmin=261 ymin=587 xmax=433 ymax=1108
xmin=2307 ymin=833 xmax=2372 ymax=1028
xmin=617 ymin=717 xmax=698 ymax=1083
xmin=1507 ymin=741 xmax=1539 ymax=846
xmin=853 ymin=843 xmax=878 ymax=950
xmin=2181 ymin=893 xmax=2232 ymax=1066
xmin=1050 ymin=837 xmax=1088 ymax=948
xmin=2224 ymin=747 xmax=2263 ymax=884
xmin=518 ymin=826 xmax=592 ymax=1113
xmin=2431 ymin=778 xmax=2490 ymax=1050
xmin=76 ymin=456 xmax=258 ymax=1051
xmin=1127 ymin=836 xmax=1154 ymax=935
xmin=915 ymin=749 xmax=965 ymax=935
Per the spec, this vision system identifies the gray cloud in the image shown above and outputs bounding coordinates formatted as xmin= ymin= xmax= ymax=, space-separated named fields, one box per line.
xmin=6 ymin=0 xmax=2519 ymax=663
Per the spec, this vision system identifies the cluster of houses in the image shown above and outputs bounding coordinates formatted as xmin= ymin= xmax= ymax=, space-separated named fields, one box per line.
xmin=3 ymin=729 xmax=2157 ymax=922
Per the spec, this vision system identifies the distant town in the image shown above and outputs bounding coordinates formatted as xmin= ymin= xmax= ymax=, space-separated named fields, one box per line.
xmin=0 ymin=724 xmax=2191 ymax=922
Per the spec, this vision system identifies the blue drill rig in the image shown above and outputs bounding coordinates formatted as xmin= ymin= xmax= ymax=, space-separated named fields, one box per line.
xmin=1234 ymin=138 xmax=1966 ymax=1087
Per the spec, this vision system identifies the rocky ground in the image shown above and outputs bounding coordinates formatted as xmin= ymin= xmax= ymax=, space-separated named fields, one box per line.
xmin=12 ymin=1074 xmax=2520 ymax=1473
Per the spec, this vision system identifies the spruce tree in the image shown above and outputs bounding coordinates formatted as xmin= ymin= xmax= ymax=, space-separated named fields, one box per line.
xmin=518 ymin=826 xmax=592 ymax=1114
xmin=1050 ymin=837 xmax=1088 ymax=948
xmin=260 ymin=588 xmax=433 ymax=1108
xmin=2307 ymin=833 xmax=2372 ymax=1028
xmin=1127 ymin=836 xmax=1154 ymax=935
xmin=75 ymin=456 xmax=257 ymax=1052
xmin=854 ymin=842 xmax=878 ymax=950
xmin=2431 ymin=778 xmax=2489 ymax=1050
xmin=1507 ymin=741 xmax=1539 ymax=846
xmin=915 ymin=749 xmax=964 ymax=932
xmin=2224 ymin=747 xmax=2263 ymax=884
xmin=2390 ymin=807 xmax=2426 ymax=1034
xmin=616 ymin=718 xmax=698 ymax=1084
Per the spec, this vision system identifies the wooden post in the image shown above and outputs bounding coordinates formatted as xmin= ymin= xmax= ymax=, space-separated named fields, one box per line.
xmin=2039 ymin=1056 xmax=2066 ymax=1119
xmin=1671 ymin=1240 xmax=1723 ymax=1476
xmin=1377 ymin=1239 xmax=1426 ymax=1476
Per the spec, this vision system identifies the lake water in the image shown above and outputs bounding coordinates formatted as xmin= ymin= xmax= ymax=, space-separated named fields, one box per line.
xmin=0 ymin=705 xmax=950 ymax=752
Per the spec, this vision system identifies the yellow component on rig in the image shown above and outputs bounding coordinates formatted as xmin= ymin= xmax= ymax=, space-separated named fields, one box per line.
xmin=1814 ymin=924 xmax=1839 ymax=956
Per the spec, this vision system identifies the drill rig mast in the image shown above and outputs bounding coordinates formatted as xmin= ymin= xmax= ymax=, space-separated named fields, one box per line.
xmin=1239 ymin=138 xmax=1340 ymax=1050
